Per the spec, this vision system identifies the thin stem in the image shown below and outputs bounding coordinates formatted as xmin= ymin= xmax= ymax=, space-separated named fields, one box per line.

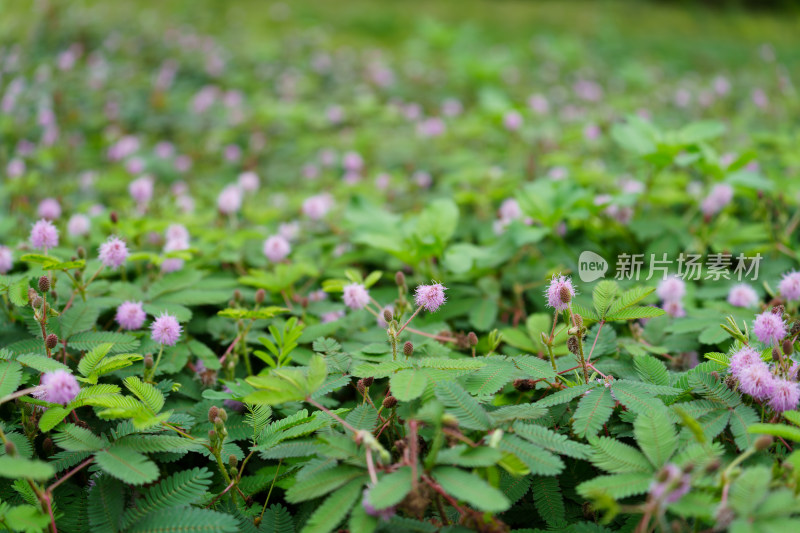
xmin=306 ymin=396 xmax=359 ymax=434
xmin=396 ymin=306 xmax=422 ymax=336
xmin=586 ymin=320 xmax=605 ymax=363
xmin=365 ymin=448 xmax=378 ymax=485
xmin=47 ymin=457 xmax=95 ymax=494
xmin=259 ymin=459 xmax=283 ymax=520
xmin=0 ymin=386 xmax=45 ymax=406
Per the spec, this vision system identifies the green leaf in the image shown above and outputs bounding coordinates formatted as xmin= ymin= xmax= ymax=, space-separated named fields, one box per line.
xmin=368 ymin=467 xmax=413 ymax=509
xmin=285 ymin=465 xmax=364 ymax=503
xmin=469 ymin=297 xmax=498 ymax=331
xmin=3 ymin=504 xmax=51 ymax=533
xmin=0 ymin=455 xmax=55 ymax=481
xmin=127 ymin=507 xmax=239 ymax=533
xmin=531 ymin=476 xmax=566 ymax=528
xmin=68 ymin=332 xmax=139 ymax=354
xmin=434 ymin=381 xmax=490 ymax=431
xmin=77 ymin=343 xmax=114 ymax=377
xmin=606 ymin=287 xmax=655 ymax=316
xmin=634 ymin=355 xmax=670 ymax=387
xmin=634 ymin=410 xmax=677 ymax=469
xmin=592 ymin=280 xmax=619 ymax=319
xmin=729 ymin=466 xmax=770 ymax=517
xmin=300 ymin=478 xmax=363 ymax=533
xmin=88 ymin=475 xmax=124 ymax=533
xmin=747 ymin=423 xmax=800 ymax=442
xmin=59 ymin=301 xmax=100 ymax=339
xmin=605 ymin=306 xmax=665 ymax=321
xmin=572 ymin=387 xmax=614 ymax=438
xmin=730 ymin=405 xmax=760 ymax=451
xmin=513 ymin=422 xmax=592 ymax=460
xmin=0 ymin=360 xmax=22 ymax=398
xmin=52 ymin=424 xmax=105 ymax=452
xmin=535 ymin=384 xmax=596 ymax=407
xmin=390 ymin=370 xmax=428 ymax=402
xmin=120 ymin=467 xmax=213 ymax=528
xmin=512 ymin=355 xmax=557 ymax=380
xmin=16 ymin=353 xmax=70 ymax=373
xmin=123 ymin=376 xmax=165 ymax=414
xmin=497 ymin=434 xmax=564 ymax=476
xmin=589 ymin=436 xmax=654 ymax=474
xmin=576 ymin=472 xmax=652 ymax=499
xmin=38 ymin=406 xmax=70 ymax=433
xmin=94 ymin=445 xmax=159 ymax=485
xmin=433 ymin=466 xmax=510 ymax=512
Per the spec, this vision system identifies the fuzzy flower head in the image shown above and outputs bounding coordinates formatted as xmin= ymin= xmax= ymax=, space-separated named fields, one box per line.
xmin=238 ymin=171 xmax=260 ymax=192
xmin=98 ymin=236 xmax=129 ymax=268
xmin=302 ymin=194 xmax=333 ymax=220
xmin=165 ymin=224 xmax=190 ymax=247
xmin=769 ymin=379 xmax=800 ymax=413
xmin=738 ymin=362 xmax=776 ymax=401
xmin=415 ymin=283 xmax=447 ymax=312
xmin=67 ymin=214 xmax=91 ymax=237
xmin=343 ymin=283 xmax=370 ymax=310
xmin=37 ymin=198 xmax=62 ymax=220
xmin=129 ymin=175 xmax=154 ymax=205
xmin=115 ymin=301 xmax=146 ymax=331
xmin=662 ymin=300 xmax=686 ymax=318
xmin=0 ymin=246 xmax=12 ymax=274
xmin=657 ymin=276 xmax=685 ymax=302
xmin=779 ymin=272 xmax=800 ymax=302
xmin=35 ymin=370 xmax=80 ymax=405
xmin=546 ymin=275 xmax=575 ymax=312
xmin=150 ymin=313 xmax=182 ymax=346
xmin=753 ymin=311 xmax=787 ymax=346
xmin=217 ymin=185 xmax=242 ymax=215
xmin=728 ymin=346 xmax=763 ymax=379
xmin=263 ymin=235 xmax=291 ymax=262
xmin=727 ymin=283 xmax=759 ymax=308
xmin=30 ymin=219 xmax=59 ymax=250
xmin=700 ymin=184 xmax=734 ymax=217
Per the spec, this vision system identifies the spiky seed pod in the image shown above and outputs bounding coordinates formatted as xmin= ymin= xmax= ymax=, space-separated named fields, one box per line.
xmin=382 ymin=396 xmax=397 ymax=409
xmin=395 ymin=271 xmax=406 ymax=288
xmin=772 ymin=304 xmax=785 ymax=316
xmin=468 ymin=332 xmax=478 ymax=346
xmin=403 ymin=341 xmax=414 ymax=357
xmin=255 ymin=289 xmax=266 ymax=304
xmin=4 ymin=441 xmax=15 ymax=456
xmin=46 ymin=334 xmax=58 ymax=350
xmin=233 ymin=289 xmax=242 ymax=302
xmin=724 ymin=374 xmax=737 ymax=390
xmin=42 ymin=437 xmax=53 ymax=457
xmin=574 ymin=314 xmax=583 ymax=329
xmin=208 ymin=406 xmax=219 ymax=423
xmin=356 ymin=379 xmax=366 ymax=394
xmin=559 ymin=284 xmax=572 ymax=304
xmin=772 ymin=348 xmax=781 ymax=361
xmin=513 ymin=379 xmax=535 ymax=392
xmin=32 ymin=296 xmax=43 ymax=309
xmin=567 ymin=336 xmax=579 ymax=355
xmin=110 ymin=211 xmax=118 ymax=224
xmin=783 ymin=339 xmax=794 ymax=356
xmin=38 ymin=275 xmax=50 ymax=293
xmin=363 ymin=376 xmax=374 ymax=387
xmin=791 ymin=321 xmax=800 ymax=336
xmin=383 ymin=308 xmax=393 ymax=324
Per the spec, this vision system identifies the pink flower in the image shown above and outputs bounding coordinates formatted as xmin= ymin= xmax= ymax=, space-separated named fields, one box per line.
xmin=129 ymin=176 xmax=154 ymax=206
xmin=727 ymin=283 xmax=759 ymax=308
xmin=30 ymin=219 xmax=59 ymax=251
xmin=753 ymin=311 xmax=787 ymax=346
xmin=441 ymin=98 xmax=462 ymax=117
xmin=37 ymin=198 xmax=62 ymax=220
xmin=662 ymin=300 xmax=686 ymax=318
xmin=224 ymin=144 xmax=242 ymax=163
xmin=362 ymin=488 xmax=395 ymax=521
xmin=321 ymin=310 xmax=345 ymax=323
xmin=67 ymin=214 xmax=90 ymax=237
xmin=343 ymin=283 xmax=370 ymax=310
xmin=738 ymin=362 xmax=775 ymax=400
xmin=728 ymin=347 xmax=762 ymax=378
xmin=498 ymin=199 xmax=522 ymax=222
xmin=238 ymin=171 xmax=260 ymax=192
xmin=343 ymin=151 xmax=364 ymax=172
xmin=98 ymin=236 xmax=129 ymax=268
xmin=417 ymin=117 xmax=446 ymax=138
xmin=302 ymin=194 xmax=333 ymax=220
xmin=413 ymin=170 xmax=432 ymax=189
xmin=769 ymin=379 xmax=800 ymax=413
xmin=308 ymin=290 xmax=327 ymax=302
xmin=217 ymin=185 xmax=242 ymax=215
xmin=415 ymin=283 xmax=447 ymax=312
xmin=154 ymin=141 xmax=175 ymax=159
xmin=7 ymin=158 xmax=25 ymax=178
xmin=700 ymin=184 xmax=734 ymax=217
xmin=528 ymin=94 xmax=549 ymax=114
xmin=0 ymin=246 xmax=13 ymax=274
xmin=278 ymin=222 xmax=299 ymax=241
xmin=115 ymin=301 xmax=146 ymax=330
xmin=779 ymin=272 xmax=800 ymax=301
xmin=546 ymin=275 xmax=575 ymax=312
xmin=503 ymin=111 xmax=523 ymax=131
xmin=162 ymin=239 xmax=188 ymax=273
xmin=36 ymin=370 xmax=80 ymax=405
xmin=657 ymin=276 xmax=686 ymax=302
xmin=151 ymin=313 xmax=182 ymax=346
xmin=165 ymin=224 xmax=190 ymax=247
xmin=263 ymin=235 xmax=291 ymax=262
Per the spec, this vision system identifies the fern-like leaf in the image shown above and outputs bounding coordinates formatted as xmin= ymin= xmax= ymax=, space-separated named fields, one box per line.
xmin=531 ymin=476 xmax=566 ymax=528
xmin=589 ymin=436 xmax=654 ymax=474
xmin=87 ymin=475 xmax=124 ymax=533
xmin=126 ymin=507 xmax=239 ymax=533
xmin=634 ymin=410 xmax=677 ymax=469
xmin=513 ymin=422 xmax=592 ymax=459
xmin=434 ymin=381 xmax=490 ymax=431
xmin=120 ymin=468 xmax=213 ymax=528
xmin=572 ymin=387 xmax=614 ymax=438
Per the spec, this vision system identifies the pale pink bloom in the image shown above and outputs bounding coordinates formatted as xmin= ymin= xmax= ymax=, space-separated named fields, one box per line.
xmin=343 ymin=151 xmax=364 ymax=172
xmin=503 ymin=111 xmax=523 ymax=131
xmin=674 ymin=88 xmax=691 ymax=108
xmin=6 ymin=158 xmax=25 ymax=178
xmin=413 ymin=171 xmax=432 ymax=189
xmin=605 ymin=205 xmax=633 ymax=224
xmin=753 ymin=311 xmax=787 ymax=345
xmin=162 ymin=238 xmax=188 ymax=273
xmin=319 ymin=149 xmax=337 ymax=167
xmin=0 ymin=246 xmax=12 ymax=274
xmin=343 ymin=171 xmax=361 ymax=185
xmin=108 ymin=135 xmax=139 ymax=161
xmin=37 ymin=198 xmax=61 ymax=220
xmin=548 ymin=167 xmax=568 ymax=181
xmin=302 ymin=194 xmax=333 ymax=220
xmin=165 ymin=224 xmax=189 ymax=247
xmin=657 ymin=276 xmax=686 ymax=302
xmin=727 ymin=284 xmax=759 ymax=308
xmin=403 ymin=103 xmax=422 ymax=121
xmin=98 ymin=236 xmax=129 ymax=268
xmin=35 ymin=370 xmax=80 ymax=405
xmin=126 ymin=156 xmax=145 ymax=175
xmin=154 ymin=141 xmax=175 ymax=159
xmin=217 ymin=185 xmax=242 ymax=215
xmin=238 ymin=171 xmax=259 ymax=192
xmin=719 ymin=153 xmax=737 ymax=169
xmin=545 ymin=275 xmax=574 ymax=312
xmin=528 ymin=94 xmax=549 ymax=114
xmin=116 ymin=301 xmax=146 ymax=330
xmin=499 ymin=199 xmax=522 ymax=223
xmin=415 ymin=283 xmax=447 ymax=312
xmin=619 ymin=177 xmax=645 ymax=194
xmin=574 ymin=79 xmax=603 ymax=102
xmin=278 ymin=222 xmax=299 ymax=241
xmin=583 ymin=123 xmax=600 ymax=141
xmin=375 ymin=173 xmax=391 ymax=190
xmin=662 ymin=300 xmax=686 ymax=318
xmin=151 ymin=313 xmax=182 ymax=346
xmin=441 ymin=98 xmax=463 ymax=117
xmin=701 ymin=184 xmax=734 ymax=217
xmin=770 ymin=379 xmax=800 ymax=412
xmin=321 ymin=310 xmax=345 ymax=323
xmin=752 ymin=89 xmax=768 ymax=109
xmin=224 ymin=144 xmax=242 ymax=163
xmin=779 ymin=272 xmax=800 ymax=301
xmin=88 ymin=204 xmax=105 ymax=217
xmin=417 ymin=117 xmax=445 ymax=138
xmin=713 ymin=76 xmax=731 ymax=96
xmin=728 ymin=347 xmax=762 ymax=378
xmin=738 ymin=362 xmax=776 ymax=400
xmin=30 ymin=219 xmax=59 ymax=251
xmin=302 ymin=164 xmax=319 ymax=180
xmin=343 ymin=283 xmax=370 ymax=310
xmin=67 ymin=214 xmax=90 ymax=237
xmin=308 ymin=290 xmax=327 ymax=302
xmin=326 ymin=105 xmax=344 ymax=124
xmin=129 ymin=176 xmax=154 ymax=206
xmin=192 ymin=85 xmax=218 ymax=113
xmin=174 ymin=155 xmax=193 ymax=173
xmin=263 ymin=235 xmax=291 ymax=262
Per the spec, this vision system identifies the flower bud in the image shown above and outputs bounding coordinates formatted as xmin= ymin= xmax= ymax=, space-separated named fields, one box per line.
xmin=357 ymin=379 xmax=366 ymax=394
xmin=214 ymin=417 xmax=225 ymax=430
xmin=208 ymin=429 xmax=217 ymax=446
xmin=38 ymin=276 xmax=50 ymax=293
xmin=382 ymin=396 xmax=397 ymax=409
xmin=513 ymin=378 xmax=535 ymax=392
xmin=42 ymin=437 xmax=53 ymax=456
xmin=772 ymin=305 xmax=785 ymax=316
xmin=255 ymin=289 xmax=266 ymax=304
xmin=755 ymin=435 xmax=773 ymax=451
xmin=468 ymin=332 xmax=478 ymax=346
xmin=704 ymin=458 xmax=721 ymax=473
xmin=395 ymin=271 xmax=406 ymax=288
xmin=144 ymin=354 xmax=154 ymax=368
xmin=110 ymin=211 xmax=118 ymax=224
xmin=77 ymin=246 xmax=86 ymax=259
xmin=208 ymin=406 xmax=219 ymax=423
xmin=574 ymin=314 xmax=583 ymax=329
xmin=217 ymin=408 xmax=227 ymax=422
xmin=28 ymin=287 xmax=37 ymax=301
xmin=791 ymin=321 xmax=800 ymax=336
xmin=442 ymin=414 xmax=459 ymax=428
xmin=567 ymin=336 xmax=579 ymax=355
xmin=363 ymin=377 xmax=374 ymax=387
xmin=772 ymin=348 xmax=781 ymax=362
xmin=233 ymin=289 xmax=242 ymax=302
xmin=74 ymin=270 xmax=82 ymax=281
xmin=228 ymin=454 xmax=238 ymax=468
xmin=46 ymin=334 xmax=59 ymax=350
xmin=32 ymin=296 xmax=43 ymax=309
xmin=254 ymin=517 xmax=262 ymax=527
xmin=403 ymin=341 xmax=413 ymax=357
xmin=783 ymin=339 xmax=794 ymax=356
xmin=229 ymin=466 xmax=238 ymax=478
xmin=383 ymin=308 xmax=393 ymax=324
xmin=559 ymin=285 xmax=572 ymax=304
xmin=4 ymin=441 xmax=16 ymax=456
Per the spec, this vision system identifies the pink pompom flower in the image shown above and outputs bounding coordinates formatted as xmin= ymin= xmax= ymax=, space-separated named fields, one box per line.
xmin=769 ymin=379 xmax=800 ymax=413
xmin=657 ymin=276 xmax=685 ymax=302
xmin=217 ymin=185 xmax=242 ymax=215
xmin=238 ymin=171 xmax=260 ymax=192
xmin=737 ymin=362 xmax=776 ymax=400
xmin=30 ymin=219 xmax=59 ymax=251
xmin=753 ymin=311 xmax=787 ymax=346
xmin=0 ymin=246 xmax=12 ymax=274
xmin=35 ymin=370 xmax=80 ymax=405
xmin=727 ymin=283 xmax=759 ymax=308
xmin=728 ymin=346 xmax=763 ymax=378
xmin=129 ymin=175 xmax=154 ymax=206
xmin=115 ymin=301 xmax=146 ymax=331
xmin=662 ymin=300 xmax=686 ymax=318
xmin=67 ymin=214 xmax=91 ymax=237
xmin=37 ymin=198 xmax=62 ymax=220
xmin=263 ymin=235 xmax=291 ymax=262
xmin=415 ymin=283 xmax=447 ymax=312
xmin=343 ymin=283 xmax=370 ymax=310
xmin=151 ymin=313 xmax=182 ymax=346
xmin=546 ymin=274 xmax=575 ymax=312
xmin=98 ymin=236 xmax=129 ymax=268
xmin=779 ymin=272 xmax=800 ymax=301
xmin=700 ymin=184 xmax=734 ymax=217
